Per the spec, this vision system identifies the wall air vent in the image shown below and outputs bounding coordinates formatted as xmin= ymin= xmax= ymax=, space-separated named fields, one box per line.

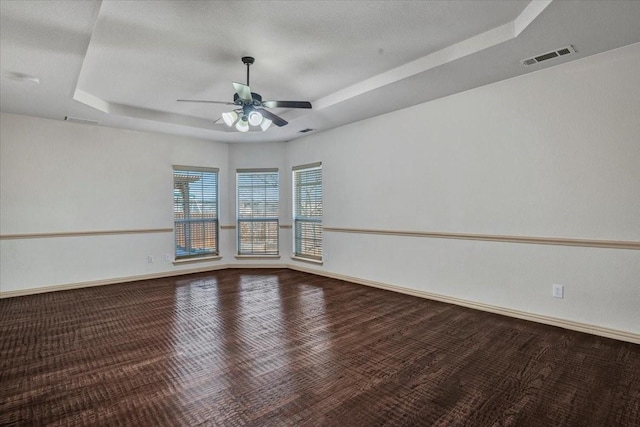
xmin=520 ymin=45 xmax=576 ymax=67
xmin=64 ymin=116 xmax=99 ymax=125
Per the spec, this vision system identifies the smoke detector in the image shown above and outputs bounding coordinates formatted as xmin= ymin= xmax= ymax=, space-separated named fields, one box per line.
xmin=521 ymin=45 xmax=576 ymax=66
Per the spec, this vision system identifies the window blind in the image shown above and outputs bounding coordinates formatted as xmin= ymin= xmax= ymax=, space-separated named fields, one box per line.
xmin=173 ymin=167 xmax=218 ymax=258
xmin=293 ymin=163 xmax=322 ymax=260
xmin=237 ymin=170 xmax=279 ymax=255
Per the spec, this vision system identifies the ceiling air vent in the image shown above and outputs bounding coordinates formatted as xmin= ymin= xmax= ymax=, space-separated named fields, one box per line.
xmin=64 ymin=116 xmax=99 ymax=125
xmin=520 ymin=45 xmax=576 ymax=67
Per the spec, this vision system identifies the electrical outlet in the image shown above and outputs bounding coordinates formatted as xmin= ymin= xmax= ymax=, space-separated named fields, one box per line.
xmin=164 ymin=253 xmax=172 ymax=262
xmin=552 ymin=284 xmax=564 ymax=299
xmin=147 ymin=255 xmax=154 ymax=264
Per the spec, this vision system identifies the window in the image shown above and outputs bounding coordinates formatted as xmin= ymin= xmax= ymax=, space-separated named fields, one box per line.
xmin=237 ymin=169 xmax=279 ymax=255
xmin=293 ymin=162 xmax=322 ymax=260
xmin=173 ymin=166 xmax=218 ymax=259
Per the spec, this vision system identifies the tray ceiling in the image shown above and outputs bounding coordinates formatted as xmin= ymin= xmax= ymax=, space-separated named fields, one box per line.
xmin=1 ymin=1 xmax=639 ymax=143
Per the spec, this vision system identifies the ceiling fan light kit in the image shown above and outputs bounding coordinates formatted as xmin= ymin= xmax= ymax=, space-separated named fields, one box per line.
xmin=260 ymin=118 xmax=273 ymax=131
xmin=222 ymin=111 xmax=238 ymax=126
xmin=235 ymin=118 xmax=249 ymax=132
xmin=248 ymin=111 xmax=263 ymax=126
xmin=178 ymin=56 xmax=312 ymax=133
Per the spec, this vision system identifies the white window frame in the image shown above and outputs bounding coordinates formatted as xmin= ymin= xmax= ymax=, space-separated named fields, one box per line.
xmin=173 ymin=166 xmax=219 ymax=260
xmin=292 ymin=162 xmax=322 ymax=261
xmin=236 ymin=168 xmax=279 ymax=256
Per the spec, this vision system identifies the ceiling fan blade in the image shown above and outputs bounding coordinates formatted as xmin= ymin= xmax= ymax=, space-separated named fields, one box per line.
xmin=259 ymin=109 xmax=288 ymax=127
xmin=177 ymin=99 xmax=236 ymax=105
xmin=232 ymin=82 xmax=253 ymax=103
xmin=262 ymin=101 xmax=312 ymax=109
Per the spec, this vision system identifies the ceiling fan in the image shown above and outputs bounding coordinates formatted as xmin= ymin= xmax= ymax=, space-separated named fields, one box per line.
xmin=177 ymin=56 xmax=312 ymax=131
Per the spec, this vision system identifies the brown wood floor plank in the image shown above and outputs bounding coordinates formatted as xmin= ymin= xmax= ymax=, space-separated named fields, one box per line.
xmin=1 ymin=268 xmax=639 ymax=426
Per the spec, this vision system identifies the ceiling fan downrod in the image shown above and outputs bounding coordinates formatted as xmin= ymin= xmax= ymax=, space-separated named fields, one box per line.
xmin=242 ymin=56 xmax=254 ymax=86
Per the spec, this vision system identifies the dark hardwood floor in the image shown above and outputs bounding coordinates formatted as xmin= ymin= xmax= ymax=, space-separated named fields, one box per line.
xmin=1 ymin=269 xmax=639 ymax=426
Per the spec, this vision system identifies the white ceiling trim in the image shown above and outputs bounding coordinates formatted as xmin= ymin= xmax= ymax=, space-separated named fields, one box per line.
xmin=513 ymin=0 xmax=552 ymax=36
xmin=3 ymin=0 xmax=639 ymax=144
xmin=315 ymin=0 xmax=551 ymax=111
xmin=74 ymin=87 xmax=224 ymax=131
xmin=71 ymin=1 xmax=551 ymax=134
xmin=73 ymin=88 xmax=109 ymax=113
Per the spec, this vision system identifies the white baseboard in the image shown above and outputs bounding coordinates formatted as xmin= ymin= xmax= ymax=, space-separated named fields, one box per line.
xmin=0 ymin=263 xmax=294 ymax=298
xmin=2 ymin=263 xmax=638 ymax=345
xmin=288 ymin=265 xmax=640 ymax=345
xmin=0 ymin=265 xmax=229 ymax=298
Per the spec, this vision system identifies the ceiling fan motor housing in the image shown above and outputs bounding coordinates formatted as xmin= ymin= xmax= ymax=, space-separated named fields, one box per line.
xmin=233 ymin=92 xmax=262 ymax=106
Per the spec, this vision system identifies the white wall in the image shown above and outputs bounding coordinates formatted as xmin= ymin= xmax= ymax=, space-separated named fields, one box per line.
xmin=0 ymin=114 xmax=229 ymax=292
xmin=287 ymin=44 xmax=640 ymax=334
xmin=1 ymin=43 xmax=638 ymax=336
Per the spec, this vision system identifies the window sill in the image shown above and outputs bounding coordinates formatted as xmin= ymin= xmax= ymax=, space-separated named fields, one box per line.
xmin=234 ymin=255 xmax=281 ymax=260
xmin=291 ymin=255 xmax=324 ymax=265
xmin=173 ymin=255 xmax=222 ymax=265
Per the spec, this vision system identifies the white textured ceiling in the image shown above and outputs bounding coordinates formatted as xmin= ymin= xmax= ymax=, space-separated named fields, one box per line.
xmin=1 ymin=1 xmax=640 ymax=143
